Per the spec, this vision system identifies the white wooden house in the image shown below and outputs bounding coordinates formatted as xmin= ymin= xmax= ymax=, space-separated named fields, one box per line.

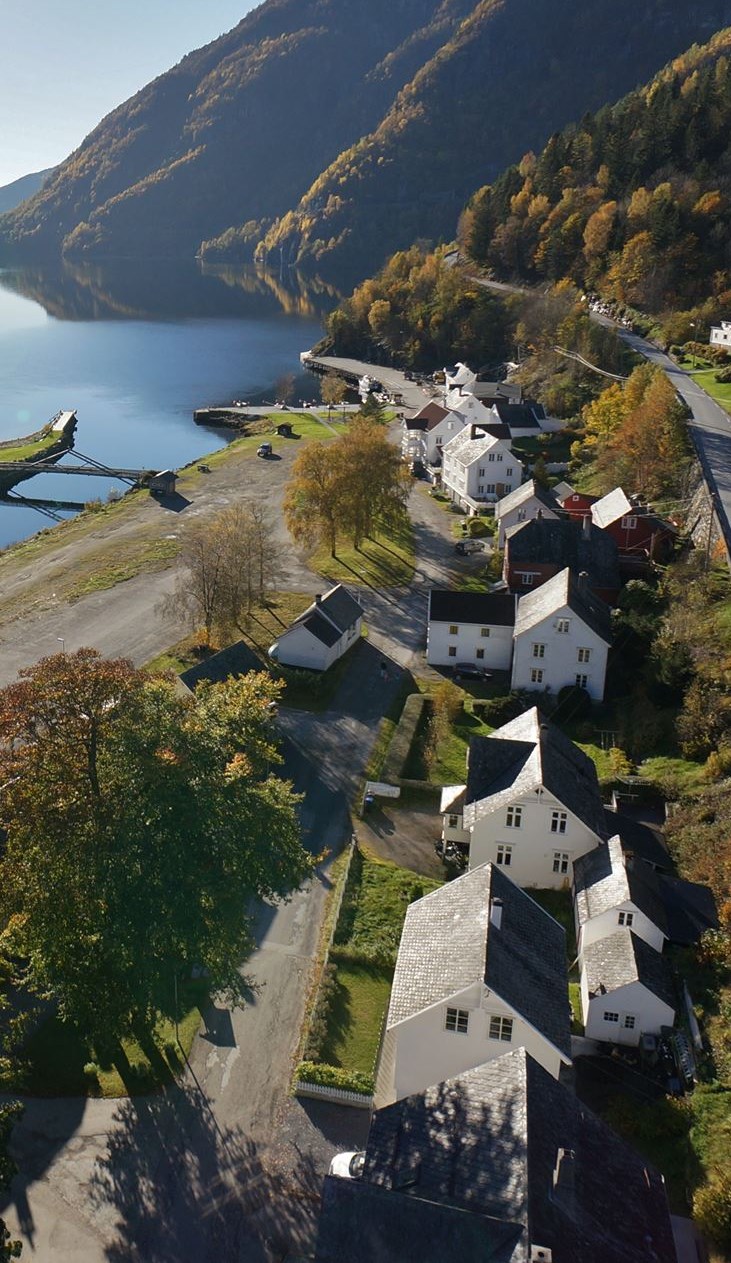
xmin=510 ymin=567 xmax=612 ymax=702
xmin=495 ymin=479 xmax=562 ymax=548
xmin=442 ymin=708 xmax=606 ymax=888
xmin=579 ymin=928 xmax=676 ymax=1046
xmin=573 ymin=835 xmax=669 ymax=954
xmin=426 ymin=590 xmax=516 ymax=671
xmin=375 ymin=863 xmax=571 ymax=1105
xmin=440 ymin=426 xmax=520 ymax=514
xmin=401 ymin=402 xmax=467 ymax=470
xmin=268 ymin=585 xmax=363 ymax=671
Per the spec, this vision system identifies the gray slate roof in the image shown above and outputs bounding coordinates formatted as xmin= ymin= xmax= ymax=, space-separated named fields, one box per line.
xmin=582 ymin=929 xmax=676 ymax=1010
xmin=505 ymin=518 xmax=620 ymax=591
xmin=657 ymin=875 xmax=718 ymax=946
xmin=491 ymin=401 xmax=546 ymax=429
xmin=291 ymin=583 xmax=364 ymax=645
xmin=514 ymin=567 xmax=612 ymax=643
xmin=442 ymin=427 xmax=511 ymax=468
xmin=603 ymin=808 xmax=672 ymax=871
xmin=496 ymin=478 xmax=561 ymax=517
xmin=298 ymin=610 xmax=341 ymax=647
xmin=429 ymin=589 xmax=516 ymax=627
xmin=179 ymin=640 xmax=262 ymax=689
xmin=317 ymin=1049 xmax=677 ymax=1263
xmin=464 ymin=708 xmax=607 ymax=841
xmin=387 ymin=863 xmax=571 ymax=1059
xmin=573 ymin=836 xmax=669 ymax=934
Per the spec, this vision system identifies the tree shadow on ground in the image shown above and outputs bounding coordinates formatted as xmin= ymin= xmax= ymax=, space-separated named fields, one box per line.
xmin=90 ymin=1082 xmax=324 ymax=1262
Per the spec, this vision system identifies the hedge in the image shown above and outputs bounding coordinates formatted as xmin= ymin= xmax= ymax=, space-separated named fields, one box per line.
xmin=297 ymin=1061 xmax=374 ymax=1094
xmin=381 ymin=693 xmax=428 ymax=782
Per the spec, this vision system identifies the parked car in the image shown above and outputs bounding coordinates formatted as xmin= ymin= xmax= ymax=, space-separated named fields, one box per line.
xmin=329 ymin=1151 xmax=366 ymax=1179
xmin=454 ymin=662 xmax=492 ymax=681
xmin=455 ymin=538 xmax=485 ymax=555
xmin=257 ymin=442 xmax=273 ymax=458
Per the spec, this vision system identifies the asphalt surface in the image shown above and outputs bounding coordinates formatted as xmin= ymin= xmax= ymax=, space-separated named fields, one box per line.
xmin=0 ymin=479 xmax=466 ymax=1261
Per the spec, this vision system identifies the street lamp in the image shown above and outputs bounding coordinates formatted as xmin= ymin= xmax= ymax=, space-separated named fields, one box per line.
xmin=689 ymin=322 xmax=697 ymax=370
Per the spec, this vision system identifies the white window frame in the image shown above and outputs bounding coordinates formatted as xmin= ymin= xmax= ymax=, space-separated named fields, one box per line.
xmin=506 ymin=806 xmax=522 ymax=829
xmin=496 ymin=844 xmax=513 ymax=867
xmin=623 ymin=1014 xmax=636 ymax=1030
xmin=445 ymin=1007 xmax=469 ymax=1034
xmin=520 ymin=573 xmax=536 ymax=587
xmin=556 ymin=618 xmax=570 ymax=634
xmin=532 ymin=643 xmax=545 ymax=659
xmin=448 ymin=814 xmax=459 ymax=828
xmin=577 ymin=647 xmax=591 ymax=663
xmin=621 ymin=515 xmax=637 ymax=529
xmin=618 ymin=911 xmax=635 ymax=927
xmin=575 ymin=673 xmax=588 ymax=689
xmin=480 ymin=628 xmax=490 ymax=638
xmin=552 ymin=851 xmax=570 ymax=874
xmin=488 ymin=1015 xmax=514 ymax=1042
xmin=530 ymin=668 xmax=544 ymax=684
xmin=449 ymin=624 xmax=458 ymax=635
xmin=603 ymin=1011 xmax=619 ymax=1023
xmin=551 ymin=810 xmax=567 ymax=835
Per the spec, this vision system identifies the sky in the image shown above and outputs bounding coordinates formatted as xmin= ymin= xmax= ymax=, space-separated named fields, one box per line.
xmin=0 ymin=0 xmax=259 ymax=187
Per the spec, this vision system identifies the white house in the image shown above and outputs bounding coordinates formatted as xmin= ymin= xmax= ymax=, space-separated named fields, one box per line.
xmin=510 ymin=567 xmax=612 ymax=702
xmin=426 ymin=590 xmax=516 ymax=671
xmin=710 ymin=321 xmax=731 ymax=349
xmin=269 ymin=584 xmax=363 ymax=671
xmin=580 ymin=927 xmax=676 ymax=1046
xmin=573 ymin=835 xmax=668 ymax=954
xmin=443 ymin=708 xmax=607 ymax=887
xmin=401 ymin=402 xmax=467 ymax=470
xmin=376 ymin=863 xmax=571 ymax=1105
xmin=440 ymin=425 xmax=521 ymax=513
xmin=495 ymin=479 xmax=562 ymax=548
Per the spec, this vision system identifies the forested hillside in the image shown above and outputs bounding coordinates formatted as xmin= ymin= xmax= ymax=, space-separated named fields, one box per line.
xmin=1 ymin=0 xmax=729 ymax=278
xmin=462 ymin=27 xmax=731 ymax=317
xmin=0 ymin=0 xmax=462 ymax=260
xmin=252 ymin=0 xmax=731 ymax=284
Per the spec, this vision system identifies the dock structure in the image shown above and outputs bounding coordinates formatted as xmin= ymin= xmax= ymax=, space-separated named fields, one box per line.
xmin=300 ymin=351 xmax=433 ymax=413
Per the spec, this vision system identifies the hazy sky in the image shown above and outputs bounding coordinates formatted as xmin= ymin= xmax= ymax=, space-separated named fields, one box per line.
xmin=0 ymin=0 xmax=259 ymax=187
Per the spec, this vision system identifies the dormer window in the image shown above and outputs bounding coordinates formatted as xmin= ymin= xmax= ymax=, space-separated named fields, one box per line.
xmin=488 ymin=1015 xmax=513 ymax=1042
xmin=618 ymin=911 xmax=634 ymax=927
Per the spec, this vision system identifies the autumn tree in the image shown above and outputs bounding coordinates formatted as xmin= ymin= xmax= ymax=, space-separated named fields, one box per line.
xmin=0 ymin=651 xmax=310 ymax=1040
xmin=319 ymin=374 xmax=347 ymax=419
xmin=165 ymin=504 xmax=284 ymax=640
xmin=284 ymin=440 xmax=347 ymax=557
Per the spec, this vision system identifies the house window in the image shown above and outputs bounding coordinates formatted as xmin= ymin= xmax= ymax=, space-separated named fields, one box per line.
xmin=449 ymin=625 xmax=458 ymax=635
xmin=436 ymin=436 xmax=443 ymax=446
xmin=478 ymin=467 xmax=485 ymax=476
xmin=618 ymin=911 xmax=634 ymax=927
xmin=577 ymin=647 xmax=591 ymax=663
xmin=532 ymin=643 xmax=545 ymax=659
xmin=575 ymin=674 xmax=588 ymax=689
xmin=506 ymin=806 xmax=522 ymax=829
xmin=496 ymin=844 xmax=513 ymax=866
xmin=621 ymin=515 xmax=637 ymax=529
xmin=476 ymin=648 xmax=485 ymax=660
xmin=556 ymin=618 xmax=570 ymax=634
xmin=603 ymin=1011 xmax=619 ymax=1023
xmin=480 ymin=628 xmax=490 ymax=638
xmin=448 ymin=646 xmax=456 ymax=658
xmin=520 ymin=573 xmax=535 ymax=587
xmin=530 ymin=668 xmax=544 ymax=684
xmin=488 ymin=453 xmax=495 ymax=462
xmin=445 ymin=1007 xmax=469 ymax=1034
xmin=551 ymin=811 xmax=567 ymax=834
xmin=478 ymin=484 xmax=485 ymax=493
xmin=623 ymin=1015 xmax=636 ymax=1030
xmin=486 ymin=484 xmax=496 ymax=494
xmin=506 ymin=467 xmax=513 ymax=476
xmin=488 ymin=1015 xmax=514 ymax=1042
xmin=448 ymin=814 xmax=459 ymax=828
xmin=553 ymin=852 xmax=570 ymax=874
xmin=496 ymin=454 xmax=503 ymax=462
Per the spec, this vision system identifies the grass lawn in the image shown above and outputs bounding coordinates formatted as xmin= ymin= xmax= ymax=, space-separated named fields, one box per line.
xmin=528 ymin=888 xmax=576 ymax=962
xmin=311 ymin=514 xmax=415 ymax=588
xmin=9 ymin=979 xmax=208 ymax=1098
xmin=68 ymin=538 xmax=180 ymax=599
xmin=675 ymin=358 xmax=731 ymax=414
xmin=403 ymin=691 xmax=496 ymax=785
xmin=638 ymin=755 xmax=706 ymax=796
xmin=0 ymin=423 xmax=63 ymax=462
xmin=319 ymin=961 xmax=393 ymax=1078
xmin=335 ymin=846 xmax=441 ymax=961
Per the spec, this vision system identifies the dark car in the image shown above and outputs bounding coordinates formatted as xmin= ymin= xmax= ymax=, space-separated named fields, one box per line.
xmin=455 ymin=538 xmax=485 ymax=555
xmin=454 ymin=662 xmax=492 ymax=681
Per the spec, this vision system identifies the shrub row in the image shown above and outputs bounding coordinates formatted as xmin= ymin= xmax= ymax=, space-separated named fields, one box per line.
xmin=381 ymin=693 xmax=428 ymax=782
xmin=296 ymin=1060 xmax=374 ymax=1095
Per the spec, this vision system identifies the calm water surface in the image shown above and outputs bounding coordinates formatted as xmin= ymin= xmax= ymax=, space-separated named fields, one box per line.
xmin=0 ymin=260 xmax=335 ymax=547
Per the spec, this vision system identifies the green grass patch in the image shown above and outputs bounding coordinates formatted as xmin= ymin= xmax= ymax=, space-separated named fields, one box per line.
xmin=67 ymin=538 xmax=180 ymax=598
xmin=311 ymin=514 xmax=415 ymax=589
xmin=9 ymin=979 xmax=207 ymax=1098
xmin=568 ymin=982 xmax=583 ymax=1033
xmin=319 ymin=960 xmax=393 ymax=1078
xmin=602 ymin=1093 xmax=693 ymax=1214
xmin=638 ymin=755 xmax=706 ymax=796
xmin=335 ymin=847 xmax=441 ymax=963
xmin=528 ymin=888 xmax=576 ymax=963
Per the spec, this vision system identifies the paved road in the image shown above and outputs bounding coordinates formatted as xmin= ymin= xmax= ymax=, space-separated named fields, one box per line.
xmin=0 ymin=479 xmax=462 ymax=1261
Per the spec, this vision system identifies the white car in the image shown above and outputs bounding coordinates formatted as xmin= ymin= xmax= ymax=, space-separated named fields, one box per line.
xmin=328 ymin=1150 xmax=365 ymax=1179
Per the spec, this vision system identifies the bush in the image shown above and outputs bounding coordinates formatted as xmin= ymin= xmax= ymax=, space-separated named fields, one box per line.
xmin=467 ymin=517 xmax=491 ymax=538
xmin=296 ymin=1060 xmax=373 ymax=1095
xmin=715 ymin=365 xmax=731 ymax=384
xmin=474 ymin=692 xmax=529 ymax=726
xmin=554 ymin=684 xmax=592 ymax=724
xmin=694 ymin=1171 xmax=731 ymax=1251
xmin=303 ymin=963 xmax=338 ymax=1062
xmin=382 ymin=693 xmax=428 ymax=782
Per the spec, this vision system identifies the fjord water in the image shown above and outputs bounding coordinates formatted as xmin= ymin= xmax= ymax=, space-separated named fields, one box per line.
xmin=0 ymin=260 xmax=333 ymax=548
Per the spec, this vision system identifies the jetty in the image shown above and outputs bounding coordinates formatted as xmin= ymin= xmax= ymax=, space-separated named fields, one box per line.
xmin=300 ymin=351 xmax=431 ymax=412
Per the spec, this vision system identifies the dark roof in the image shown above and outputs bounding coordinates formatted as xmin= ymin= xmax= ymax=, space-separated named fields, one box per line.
xmin=321 ymin=1049 xmax=677 ymax=1263
xmin=299 ymin=610 xmax=341 ymax=647
xmin=315 ymin=1177 xmax=525 ymax=1263
xmin=505 ymin=518 xmax=620 ymax=591
xmin=603 ymin=809 xmax=672 ymax=871
xmin=429 ymin=589 xmax=516 ymax=627
xmin=475 ymin=421 xmax=512 ymax=441
xmin=465 ymin=708 xmax=607 ymax=841
xmin=387 ymin=863 xmax=570 ymax=1059
xmin=657 ymin=875 xmax=718 ymax=946
xmin=318 ymin=583 xmax=364 ymax=631
xmin=492 ymin=401 xmax=547 ymax=428
xmin=514 ymin=568 xmax=612 ymax=643
xmin=583 ymin=929 xmax=676 ymax=1010
xmin=179 ymin=640 xmax=262 ymax=689
xmin=410 ymin=401 xmax=450 ymax=431
xmin=573 ymin=835 xmax=669 ymax=934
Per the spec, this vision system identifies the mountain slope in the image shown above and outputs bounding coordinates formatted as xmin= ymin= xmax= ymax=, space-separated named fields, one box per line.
xmin=0 ymin=0 xmax=463 ymax=260
xmin=252 ymin=0 xmax=731 ymax=284
xmin=0 ymin=169 xmax=54 ymax=216
xmin=462 ymin=26 xmax=731 ymax=315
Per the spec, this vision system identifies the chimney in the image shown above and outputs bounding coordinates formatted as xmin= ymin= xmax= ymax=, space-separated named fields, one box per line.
xmin=582 ymin=515 xmax=591 ymax=540
xmin=577 ymin=570 xmax=589 ymax=593
xmin=552 ymin=1148 xmax=576 ymax=1204
xmin=536 ymin=508 xmax=543 ymax=521
xmin=315 ymin=594 xmax=322 ymax=605
xmin=470 ymin=424 xmax=479 ymax=441
xmin=490 ymin=897 xmax=503 ymax=930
